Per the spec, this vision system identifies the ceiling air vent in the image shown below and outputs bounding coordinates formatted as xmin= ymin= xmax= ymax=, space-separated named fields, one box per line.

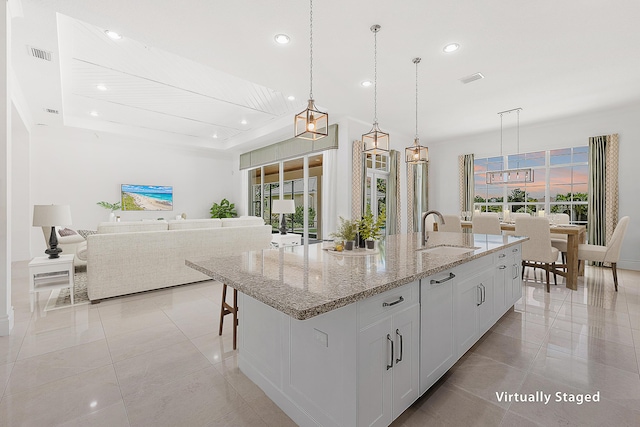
xmin=27 ymin=46 xmax=52 ymax=61
xmin=459 ymin=72 xmax=484 ymax=84
xmin=43 ymin=108 xmax=59 ymax=115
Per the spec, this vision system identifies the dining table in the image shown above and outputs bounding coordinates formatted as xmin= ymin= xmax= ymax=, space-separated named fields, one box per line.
xmin=457 ymin=221 xmax=587 ymax=291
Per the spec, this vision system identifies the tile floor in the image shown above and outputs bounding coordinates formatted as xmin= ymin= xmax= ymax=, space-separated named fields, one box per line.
xmin=1 ymin=262 xmax=639 ymax=426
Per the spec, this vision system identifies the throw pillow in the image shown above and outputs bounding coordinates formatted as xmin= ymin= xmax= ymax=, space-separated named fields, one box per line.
xmin=77 ymin=229 xmax=98 ymax=239
xmin=59 ymin=228 xmax=78 ymax=236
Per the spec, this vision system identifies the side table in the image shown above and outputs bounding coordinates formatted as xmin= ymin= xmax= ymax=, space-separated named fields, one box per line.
xmin=28 ymin=254 xmax=75 ymax=312
xmin=271 ymin=233 xmax=301 ymax=248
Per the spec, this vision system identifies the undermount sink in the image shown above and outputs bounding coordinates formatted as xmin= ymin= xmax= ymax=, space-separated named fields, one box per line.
xmin=416 ymin=245 xmax=478 ymax=256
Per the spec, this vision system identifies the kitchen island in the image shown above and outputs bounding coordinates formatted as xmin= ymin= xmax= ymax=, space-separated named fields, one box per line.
xmin=187 ymin=231 xmax=527 ymax=427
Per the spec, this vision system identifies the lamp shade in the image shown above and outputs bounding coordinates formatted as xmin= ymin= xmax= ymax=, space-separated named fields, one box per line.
xmin=32 ymin=205 xmax=72 ymax=226
xmin=272 ymin=200 xmax=296 ymax=214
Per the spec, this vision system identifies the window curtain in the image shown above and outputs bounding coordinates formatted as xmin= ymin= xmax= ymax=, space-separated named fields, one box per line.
xmin=458 ymin=154 xmax=474 ymax=212
xmin=406 ymin=164 xmax=414 ymax=233
xmin=411 ymin=163 xmax=428 ymax=232
xmin=387 ymin=150 xmax=400 ymax=235
xmin=351 ymin=140 xmax=364 ymax=221
xmin=587 ymin=134 xmax=619 ymax=257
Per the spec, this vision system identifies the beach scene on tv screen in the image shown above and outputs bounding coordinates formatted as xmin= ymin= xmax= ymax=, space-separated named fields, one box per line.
xmin=121 ymin=184 xmax=173 ymax=211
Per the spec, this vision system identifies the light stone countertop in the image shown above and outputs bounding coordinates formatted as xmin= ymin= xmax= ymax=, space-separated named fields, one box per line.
xmin=186 ymin=232 xmax=527 ymax=320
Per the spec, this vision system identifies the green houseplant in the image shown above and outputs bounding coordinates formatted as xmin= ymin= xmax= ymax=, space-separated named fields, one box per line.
xmin=358 ymin=206 xmax=386 ymax=249
xmin=97 ymin=201 xmax=121 ymax=222
xmin=210 ymin=198 xmax=237 ymax=218
xmin=330 ymin=216 xmax=358 ymax=250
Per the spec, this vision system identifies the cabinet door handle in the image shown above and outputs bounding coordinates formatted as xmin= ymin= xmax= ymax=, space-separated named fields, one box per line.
xmin=498 ymin=254 xmax=506 ymax=259
xmin=513 ymin=264 xmax=518 ymax=280
xmin=386 ymin=334 xmax=394 ymax=370
xmin=395 ymin=329 xmax=403 ymax=364
xmin=477 ymin=285 xmax=482 ymax=306
xmin=482 ymin=284 xmax=486 ymax=303
xmin=513 ymin=248 xmax=519 ymax=253
xmin=430 ymin=272 xmax=455 ymax=284
xmin=382 ymin=296 xmax=404 ymax=307
xmin=498 ymin=265 xmax=507 ymax=270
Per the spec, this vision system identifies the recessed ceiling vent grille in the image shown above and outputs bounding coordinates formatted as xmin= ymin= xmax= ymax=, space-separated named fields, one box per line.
xmin=43 ymin=108 xmax=59 ymax=114
xmin=28 ymin=46 xmax=52 ymax=61
xmin=459 ymin=72 xmax=484 ymax=84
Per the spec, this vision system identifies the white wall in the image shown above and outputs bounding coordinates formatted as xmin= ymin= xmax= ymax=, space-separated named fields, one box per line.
xmin=27 ymin=125 xmax=239 ymax=260
xmin=429 ymin=102 xmax=640 ymax=270
xmin=11 ymin=103 xmax=29 ymax=261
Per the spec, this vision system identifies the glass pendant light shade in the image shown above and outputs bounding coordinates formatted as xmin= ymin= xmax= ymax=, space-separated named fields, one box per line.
xmin=405 ymin=138 xmax=429 ymax=164
xmin=295 ymin=99 xmax=328 ymax=140
xmin=485 ymin=108 xmax=533 ymax=184
xmin=405 ymin=57 xmax=428 ymax=164
xmin=362 ymin=24 xmax=389 ymax=154
xmin=295 ymin=0 xmax=328 ymax=140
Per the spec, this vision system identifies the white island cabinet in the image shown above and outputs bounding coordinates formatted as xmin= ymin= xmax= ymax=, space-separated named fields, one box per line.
xmin=186 ymin=233 xmax=526 ymax=427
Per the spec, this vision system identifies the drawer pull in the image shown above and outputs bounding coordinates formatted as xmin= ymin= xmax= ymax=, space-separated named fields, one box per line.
xmin=498 ymin=265 xmax=507 ymax=270
xmin=387 ymin=334 xmax=394 ymax=370
xmin=513 ymin=248 xmax=519 ymax=253
xmin=430 ymin=272 xmax=456 ymax=284
xmin=498 ymin=254 xmax=506 ymax=259
xmin=383 ymin=296 xmax=404 ymax=307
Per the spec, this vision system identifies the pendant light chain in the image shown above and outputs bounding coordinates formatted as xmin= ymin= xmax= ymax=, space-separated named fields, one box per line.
xmin=373 ymin=27 xmax=378 ymax=123
xmin=415 ymin=58 xmax=419 ymax=140
xmin=309 ymin=0 xmax=314 ymax=100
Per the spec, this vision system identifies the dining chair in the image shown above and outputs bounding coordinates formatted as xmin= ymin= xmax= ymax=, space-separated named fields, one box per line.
xmin=472 ymin=213 xmax=502 ymax=235
xmin=550 ymin=213 xmax=570 ymax=265
xmin=439 ymin=215 xmax=463 ymax=232
xmin=515 ymin=216 xmax=559 ymax=292
xmin=577 ymin=216 xmax=630 ymax=291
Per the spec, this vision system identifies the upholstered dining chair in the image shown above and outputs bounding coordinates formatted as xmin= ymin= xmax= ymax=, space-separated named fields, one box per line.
xmin=439 ymin=215 xmax=463 ymax=232
xmin=578 ymin=216 xmax=630 ymax=291
xmin=472 ymin=213 xmax=502 ymax=235
xmin=515 ymin=216 xmax=559 ymax=292
xmin=550 ymin=213 xmax=570 ymax=265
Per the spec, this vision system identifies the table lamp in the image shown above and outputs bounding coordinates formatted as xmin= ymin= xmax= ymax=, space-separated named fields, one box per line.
xmin=272 ymin=200 xmax=296 ymax=235
xmin=32 ymin=204 xmax=72 ymax=259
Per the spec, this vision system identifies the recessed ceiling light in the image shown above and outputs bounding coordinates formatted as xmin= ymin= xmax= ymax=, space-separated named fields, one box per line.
xmin=274 ymin=34 xmax=290 ymax=44
xmin=104 ymin=30 xmax=122 ymax=40
xmin=241 ymin=119 xmax=247 ymax=125
xmin=96 ymin=84 xmax=107 ymax=91
xmin=361 ymin=80 xmax=373 ymax=87
xmin=443 ymin=43 xmax=460 ymax=53
xmin=90 ymin=111 xmax=99 ymax=117
xmin=287 ymin=95 xmax=295 ymax=101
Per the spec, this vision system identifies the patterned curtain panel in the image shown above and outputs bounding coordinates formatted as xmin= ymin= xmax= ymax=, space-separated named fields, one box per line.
xmin=386 ymin=150 xmax=400 ymax=235
xmin=351 ymin=140 xmax=363 ymax=221
xmin=458 ymin=154 xmax=474 ymax=212
xmin=588 ymin=134 xmax=619 ymax=264
xmin=406 ymin=163 xmax=414 ymax=233
xmin=413 ymin=163 xmax=429 ymax=231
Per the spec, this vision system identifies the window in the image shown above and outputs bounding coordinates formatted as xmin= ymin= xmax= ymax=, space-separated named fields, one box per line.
xmin=474 ymin=146 xmax=588 ymax=224
xmin=364 ymin=153 xmax=388 ymax=234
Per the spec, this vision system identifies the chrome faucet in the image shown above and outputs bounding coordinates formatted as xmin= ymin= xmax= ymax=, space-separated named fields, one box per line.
xmin=421 ymin=210 xmax=445 ymax=246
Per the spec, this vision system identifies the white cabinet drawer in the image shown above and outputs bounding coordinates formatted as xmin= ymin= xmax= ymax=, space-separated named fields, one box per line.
xmin=357 ymin=281 xmax=419 ymax=329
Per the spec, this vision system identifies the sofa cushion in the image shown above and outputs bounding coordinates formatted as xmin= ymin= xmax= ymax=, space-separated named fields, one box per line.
xmin=58 ymin=228 xmax=77 ymax=236
xmin=221 ymin=216 xmax=265 ymax=227
xmin=77 ymin=229 xmax=97 ymax=239
xmin=167 ymin=219 xmax=222 ymax=230
xmin=97 ymin=221 xmax=168 ymax=234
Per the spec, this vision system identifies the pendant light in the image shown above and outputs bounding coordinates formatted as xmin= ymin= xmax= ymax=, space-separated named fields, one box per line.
xmin=485 ymin=108 xmax=534 ymax=184
xmin=362 ymin=24 xmax=389 ymax=154
xmin=405 ymin=57 xmax=428 ymax=164
xmin=294 ymin=0 xmax=328 ymax=140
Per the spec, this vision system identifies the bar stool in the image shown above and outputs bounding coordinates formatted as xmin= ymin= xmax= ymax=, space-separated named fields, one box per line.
xmin=219 ymin=283 xmax=238 ymax=349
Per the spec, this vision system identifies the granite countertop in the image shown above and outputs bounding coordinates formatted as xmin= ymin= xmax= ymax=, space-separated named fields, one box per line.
xmin=186 ymin=232 xmax=527 ymax=320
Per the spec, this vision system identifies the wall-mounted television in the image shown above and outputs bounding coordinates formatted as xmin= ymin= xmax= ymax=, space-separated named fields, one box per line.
xmin=121 ymin=184 xmax=173 ymax=211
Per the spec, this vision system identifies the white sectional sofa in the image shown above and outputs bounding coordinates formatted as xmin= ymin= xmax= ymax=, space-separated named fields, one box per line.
xmin=78 ymin=217 xmax=273 ymax=302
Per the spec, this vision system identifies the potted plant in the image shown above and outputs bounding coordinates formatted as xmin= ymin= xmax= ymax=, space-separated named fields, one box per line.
xmin=358 ymin=206 xmax=386 ymax=249
xmin=97 ymin=201 xmax=121 ymax=222
xmin=210 ymin=198 xmax=237 ymax=218
xmin=330 ymin=217 xmax=358 ymax=250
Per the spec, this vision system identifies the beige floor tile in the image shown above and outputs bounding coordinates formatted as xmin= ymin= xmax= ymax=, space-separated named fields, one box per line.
xmin=16 ymin=321 xmax=106 ymax=360
xmin=531 ymin=347 xmax=640 ymax=411
xmin=193 ymin=280 xmax=224 ymax=303
xmin=106 ymin=321 xmax=189 ymax=363
xmin=507 ymin=309 xmax=556 ymax=327
xmin=471 ymin=331 xmax=541 ymax=371
xmin=214 ymin=354 xmax=267 ymax=402
xmin=57 ymin=401 xmax=131 ymax=427
xmin=543 ymin=328 xmax=638 ymax=374
xmin=245 ymin=393 xmax=297 ymax=427
xmin=491 ymin=317 xmax=551 ymax=345
xmin=0 ymin=362 xmax=13 ymax=399
xmin=509 ymin=373 xmax=640 ymax=426
xmin=445 ymin=352 xmax=528 ymax=408
xmin=124 ymin=366 xmax=248 ymax=427
xmin=5 ymin=339 xmax=112 ymax=396
xmin=114 ymin=341 xmax=211 ymax=401
xmin=552 ymin=317 xmax=635 ymax=347
xmin=514 ymin=294 xmax=565 ymax=314
xmin=190 ymin=331 xmax=236 ymax=364
xmin=630 ymin=313 xmax=640 ymax=331
xmin=99 ymin=308 xmax=173 ymax=338
xmin=27 ymin=305 xmax=102 ymax=335
xmin=499 ymin=411 xmax=545 ymax=426
xmin=414 ymin=382 xmax=506 ymax=426
xmin=556 ymin=302 xmax=632 ymax=328
xmin=96 ymin=297 xmax=162 ymax=319
xmin=632 ymin=328 xmax=640 ymax=349
xmin=170 ymin=309 xmax=221 ymax=339
xmin=0 ymin=365 xmax=122 ymax=427
xmin=0 ymin=334 xmax=24 ymax=365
